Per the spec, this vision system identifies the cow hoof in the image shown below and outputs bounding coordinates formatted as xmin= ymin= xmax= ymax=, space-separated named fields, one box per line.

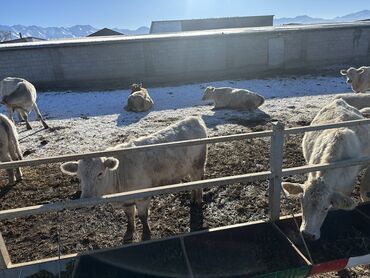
xmin=26 ymin=125 xmax=32 ymax=130
xmin=123 ymin=234 xmax=133 ymax=244
xmin=123 ymin=238 xmax=133 ymax=244
xmin=43 ymin=123 xmax=49 ymax=129
xmin=141 ymin=233 xmax=151 ymax=241
xmin=6 ymin=181 xmax=16 ymax=187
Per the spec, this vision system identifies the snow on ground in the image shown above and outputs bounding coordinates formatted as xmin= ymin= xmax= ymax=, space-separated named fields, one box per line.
xmin=0 ymin=74 xmax=351 ymax=159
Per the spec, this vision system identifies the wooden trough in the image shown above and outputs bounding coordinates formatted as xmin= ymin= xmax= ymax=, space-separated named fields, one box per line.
xmin=5 ymin=203 xmax=370 ymax=277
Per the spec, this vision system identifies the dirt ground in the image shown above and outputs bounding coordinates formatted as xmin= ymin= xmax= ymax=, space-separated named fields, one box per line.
xmin=0 ymin=91 xmax=369 ymax=277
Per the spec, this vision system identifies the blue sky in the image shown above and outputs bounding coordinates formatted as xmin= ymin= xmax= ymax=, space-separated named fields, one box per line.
xmin=2 ymin=0 xmax=370 ymax=29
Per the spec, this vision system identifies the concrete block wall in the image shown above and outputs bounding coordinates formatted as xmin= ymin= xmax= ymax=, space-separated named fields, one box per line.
xmin=0 ymin=22 xmax=370 ymax=91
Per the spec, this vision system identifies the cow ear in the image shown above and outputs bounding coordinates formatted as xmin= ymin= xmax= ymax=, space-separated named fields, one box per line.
xmin=60 ymin=162 xmax=78 ymax=175
xmin=330 ymin=192 xmax=356 ymax=210
xmin=282 ymin=182 xmax=304 ymax=196
xmin=104 ymin=157 xmax=119 ymax=171
xmin=340 ymin=69 xmax=347 ymax=75
xmin=357 ymin=68 xmax=365 ymax=74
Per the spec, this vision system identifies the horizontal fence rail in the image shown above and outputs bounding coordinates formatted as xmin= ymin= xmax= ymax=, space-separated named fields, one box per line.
xmin=1 ymin=155 xmax=370 ymax=221
xmin=0 ymin=171 xmax=272 ymax=220
xmin=2 ymin=118 xmax=370 ymax=170
xmin=284 ymin=118 xmax=370 ymax=135
xmin=0 ymin=130 xmax=273 ymax=169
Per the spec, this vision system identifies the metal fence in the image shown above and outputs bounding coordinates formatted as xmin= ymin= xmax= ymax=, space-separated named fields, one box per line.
xmin=1 ymin=118 xmax=370 ymax=269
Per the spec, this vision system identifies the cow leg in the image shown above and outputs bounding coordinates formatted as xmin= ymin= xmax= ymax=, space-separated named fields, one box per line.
xmin=360 ymin=166 xmax=370 ymax=201
xmin=190 ymin=169 xmax=204 ymax=205
xmin=16 ymin=111 xmax=24 ymax=122
xmin=136 ymin=199 xmax=151 ymax=241
xmin=33 ymin=104 xmax=49 ymax=129
xmin=123 ymin=205 xmax=135 ymax=243
xmin=2 ymin=154 xmax=15 ymax=185
xmin=8 ymin=142 xmax=22 ymax=181
xmin=21 ymin=111 xmax=32 ymax=130
xmin=18 ymin=111 xmax=26 ymax=122
xmin=190 ymin=168 xmax=205 ymax=231
xmin=6 ymin=107 xmax=15 ymax=123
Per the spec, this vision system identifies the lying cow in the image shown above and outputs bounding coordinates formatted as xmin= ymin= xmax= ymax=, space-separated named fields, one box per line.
xmin=334 ymin=94 xmax=370 ymax=118
xmin=202 ymin=86 xmax=264 ymax=111
xmin=124 ymin=83 xmax=154 ymax=112
xmin=340 ymin=66 xmax=370 ymax=93
xmin=61 ymin=116 xmax=207 ymax=241
xmin=0 ymin=113 xmax=23 ymax=185
xmin=0 ymin=77 xmax=49 ymax=130
xmin=283 ymin=99 xmax=370 ymax=240
xmin=334 ymin=93 xmax=370 ymax=110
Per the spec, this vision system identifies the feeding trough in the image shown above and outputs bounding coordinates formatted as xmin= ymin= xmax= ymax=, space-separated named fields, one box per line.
xmin=276 ymin=203 xmax=370 ymax=276
xmin=70 ymin=220 xmax=310 ymax=278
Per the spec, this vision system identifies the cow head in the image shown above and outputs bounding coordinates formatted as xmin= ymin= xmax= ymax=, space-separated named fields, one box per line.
xmin=283 ymin=177 xmax=356 ymax=240
xmin=202 ymin=86 xmax=215 ymax=101
xmin=131 ymin=83 xmax=143 ymax=94
xmin=340 ymin=67 xmax=364 ymax=86
xmin=61 ymin=157 xmax=119 ymax=198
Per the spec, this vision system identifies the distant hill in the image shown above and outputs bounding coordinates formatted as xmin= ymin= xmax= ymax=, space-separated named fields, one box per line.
xmin=1 ymin=10 xmax=370 ymax=41
xmin=274 ymin=10 xmax=370 ymax=25
xmin=0 ymin=24 xmax=149 ymax=40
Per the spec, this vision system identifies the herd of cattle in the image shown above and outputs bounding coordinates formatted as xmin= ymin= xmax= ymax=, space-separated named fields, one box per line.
xmin=1 ymin=66 xmax=370 ymax=242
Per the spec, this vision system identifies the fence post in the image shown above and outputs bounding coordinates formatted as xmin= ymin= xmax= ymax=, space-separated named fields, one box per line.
xmin=0 ymin=231 xmax=11 ymax=269
xmin=269 ymin=121 xmax=285 ymax=221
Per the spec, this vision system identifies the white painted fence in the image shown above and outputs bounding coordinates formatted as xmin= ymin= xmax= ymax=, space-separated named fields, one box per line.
xmin=1 ymin=118 xmax=370 ymax=269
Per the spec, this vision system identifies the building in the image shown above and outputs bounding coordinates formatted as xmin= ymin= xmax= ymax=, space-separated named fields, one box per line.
xmin=150 ymin=15 xmax=274 ymax=34
xmin=87 ymin=28 xmax=124 ymax=37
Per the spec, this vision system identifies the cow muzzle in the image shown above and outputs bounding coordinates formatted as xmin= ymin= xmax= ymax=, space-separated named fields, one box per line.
xmin=301 ymin=230 xmax=320 ymax=241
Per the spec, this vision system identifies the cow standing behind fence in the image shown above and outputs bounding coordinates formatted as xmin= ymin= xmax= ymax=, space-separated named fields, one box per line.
xmin=61 ymin=116 xmax=207 ymax=242
xmin=0 ymin=113 xmax=22 ymax=185
xmin=283 ymin=99 xmax=370 ymax=240
xmin=0 ymin=77 xmax=49 ymax=130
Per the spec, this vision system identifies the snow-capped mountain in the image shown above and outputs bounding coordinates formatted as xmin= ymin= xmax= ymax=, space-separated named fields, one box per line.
xmin=1 ymin=10 xmax=370 ymax=41
xmin=274 ymin=10 xmax=370 ymax=25
xmin=0 ymin=24 xmax=149 ymax=40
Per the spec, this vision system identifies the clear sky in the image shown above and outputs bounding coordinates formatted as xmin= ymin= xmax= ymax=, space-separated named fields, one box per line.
xmin=2 ymin=0 xmax=370 ymax=29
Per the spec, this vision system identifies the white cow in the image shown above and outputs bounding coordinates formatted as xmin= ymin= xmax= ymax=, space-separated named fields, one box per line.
xmin=0 ymin=77 xmax=49 ymax=130
xmin=334 ymin=94 xmax=370 ymax=118
xmin=124 ymin=83 xmax=154 ymax=112
xmin=334 ymin=93 xmax=370 ymax=110
xmin=61 ymin=116 xmax=207 ymax=241
xmin=340 ymin=66 xmax=370 ymax=93
xmin=0 ymin=113 xmax=23 ymax=185
xmin=283 ymin=99 xmax=370 ymax=240
xmin=202 ymin=86 xmax=265 ymax=111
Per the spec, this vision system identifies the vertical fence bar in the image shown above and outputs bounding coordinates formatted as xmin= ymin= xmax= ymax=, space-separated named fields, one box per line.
xmin=0 ymin=231 xmax=11 ymax=269
xmin=269 ymin=121 xmax=285 ymax=221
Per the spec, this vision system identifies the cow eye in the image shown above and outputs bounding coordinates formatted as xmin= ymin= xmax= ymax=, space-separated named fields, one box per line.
xmin=97 ymin=172 xmax=103 ymax=178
